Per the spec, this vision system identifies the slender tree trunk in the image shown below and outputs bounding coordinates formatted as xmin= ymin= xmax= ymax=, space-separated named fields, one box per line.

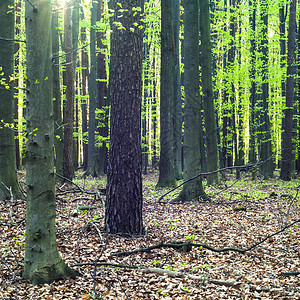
xmin=280 ymin=0 xmax=296 ymax=181
xmin=175 ymin=0 xmax=208 ymax=202
xmin=172 ymin=0 xmax=183 ymax=180
xmin=23 ymin=0 xmax=76 ymax=284
xmin=97 ymin=0 xmax=109 ymax=175
xmin=259 ymin=0 xmax=273 ymax=179
xmin=14 ymin=0 xmax=21 ymax=170
xmin=0 ymin=0 xmax=22 ymax=200
xmin=199 ymin=0 xmax=219 ymax=185
xmin=85 ymin=0 xmax=98 ymax=176
xmin=63 ymin=2 xmax=75 ymax=181
xmin=105 ymin=0 xmax=144 ymax=235
xmin=157 ymin=0 xmax=176 ymax=187
xmin=249 ymin=0 xmax=257 ymax=179
xmin=52 ymin=4 xmax=64 ymax=177
xmin=80 ymin=9 xmax=88 ymax=170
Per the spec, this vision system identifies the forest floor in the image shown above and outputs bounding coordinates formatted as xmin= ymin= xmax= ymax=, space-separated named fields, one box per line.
xmin=0 ymin=169 xmax=300 ymax=299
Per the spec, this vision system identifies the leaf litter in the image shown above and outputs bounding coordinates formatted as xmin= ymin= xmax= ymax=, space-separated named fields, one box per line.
xmin=0 ymin=170 xmax=299 ymax=299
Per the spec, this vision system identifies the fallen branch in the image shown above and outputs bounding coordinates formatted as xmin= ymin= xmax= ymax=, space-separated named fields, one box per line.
xmin=112 ymin=218 xmax=300 ymax=257
xmin=158 ymin=158 xmax=272 ymax=202
xmin=71 ymin=262 xmax=299 ymax=296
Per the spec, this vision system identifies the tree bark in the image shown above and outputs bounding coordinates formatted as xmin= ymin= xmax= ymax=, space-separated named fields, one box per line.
xmin=63 ymin=2 xmax=75 ymax=181
xmin=104 ymin=0 xmax=144 ymax=235
xmin=0 ymin=0 xmax=22 ymax=200
xmin=174 ymin=0 xmax=208 ymax=202
xmin=52 ymin=3 xmax=64 ymax=177
xmin=199 ymin=0 xmax=219 ymax=185
xmin=85 ymin=0 xmax=99 ymax=176
xmin=280 ymin=0 xmax=296 ymax=181
xmin=156 ymin=0 xmax=176 ymax=188
xmin=23 ymin=0 xmax=76 ymax=284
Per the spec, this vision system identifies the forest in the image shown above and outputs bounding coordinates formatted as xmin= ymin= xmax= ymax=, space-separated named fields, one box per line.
xmin=0 ymin=0 xmax=300 ymax=299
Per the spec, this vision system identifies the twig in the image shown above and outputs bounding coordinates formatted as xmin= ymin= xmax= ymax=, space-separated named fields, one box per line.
xmin=0 ymin=37 xmax=26 ymax=43
xmin=0 ymin=259 xmax=18 ymax=299
xmin=111 ymin=218 xmax=300 ymax=257
xmin=1 ymin=182 xmax=14 ymax=217
xmin=25 ymin=0 xmax=37 ymax=11
xmin=55 ymin=173 xmax=104 ymax=202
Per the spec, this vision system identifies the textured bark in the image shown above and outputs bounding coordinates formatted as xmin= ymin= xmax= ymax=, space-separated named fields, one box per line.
xmin=0 ymin=0 xmax=22 ymax=200
xmin=175 ymin=0 xmax=207 ymax=202
xmin=80 ymin=8 xmax=88 ymax=170
xmin=280 ymin=0 xmax=296 ymax=181
xmin=52 ymin=6 xmax=64 ymax=177
xmin=104 ymin=0 xmax=143 ymax=235
xmin=23 ymin=0 xmax=76 ymax=284
xmin=85 ymin=0 xmax=98 ymax=176
xmin=199 ymin=0 xmax=219 ymax=185
xmin=14 ymin=0 xmax=21 ymax=170
xmin=172 ymin=0 xmax=183 ymax=180
xmin=97 ymin=0 xmax=109 ymax=176
xmin=62 ymin=4 xmax=75 ymax=181
xmin=259 ymin=0 xmax=273 ymax=179
xmin=157 ymin=0 xmax=176 ymax=187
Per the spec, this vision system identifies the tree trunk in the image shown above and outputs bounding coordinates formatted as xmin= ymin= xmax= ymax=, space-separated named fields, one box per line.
xmin=97 ymin=0 xmax=109 ymax=176
xmin=52 ymin=3 xmax=64 ymax=177
xmin=23 ymin=0 xmax=76 ymax=284
xmin=172 ymin=0 xmax=183 ymax=180
xmin=249 ymin=0 xmax=257 ymax=179
xmin=0 ymin=0 xmax=22 ymax=200
xmin=199 ymin=0 xmax=219 ymax=185
xmin=156 ymin=0 xmax=176 ymax=187
xmin=85 ymin=0 xmax=99 ymax=176
xmin=63 ymin=2 xmax=75 ymax=181
xmin=259 ymin=0 xmax=273 ymax=179
xmin=280 ymin=0 xmax=296 ymax=181
xmin=80 ymin=8 xmax=88 ymax=171
xmin=175 ymin=0 xmax=208 ymax=202
xmin=104 ymin=0 xmax=144 ymax=236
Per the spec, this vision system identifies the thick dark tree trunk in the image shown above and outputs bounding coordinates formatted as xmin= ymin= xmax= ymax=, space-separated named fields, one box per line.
xmin=104 ymin=0 xmax=144 ymax=236
xmin=280 ymin=0 xmax=296 ymax=181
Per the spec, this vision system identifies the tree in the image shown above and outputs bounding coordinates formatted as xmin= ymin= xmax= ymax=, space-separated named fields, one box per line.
xmin=172 ymin=0 xmax=183 ymax=180
xmin=96 ymin=0 xmax=109 ymax=176
xmin=52 ymin=1 xmax=64 ymax=177
xmin=280 ymin=0 xmax=296 ymax=181
xmin=104 ymin=0 xmax=144 ymax=235
xmin=199 ymin=0 xmax=219 ymax=185
xmin=23 ymin=0 xmax=76 ymax=284
xmin=175 ymin=0 xmax=208 ymax=202
xmin=85 ymin=0 xmax=99 ymax=176
xmin=63 ymin=1 xmax=75 ymax=181
xmin=0 ymin=0 xmax=22 ymax=200
xmin=156 ymin=0 xmax=176 ymax=188
xmin=258 ymin=0 xmax=273 ymax=179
